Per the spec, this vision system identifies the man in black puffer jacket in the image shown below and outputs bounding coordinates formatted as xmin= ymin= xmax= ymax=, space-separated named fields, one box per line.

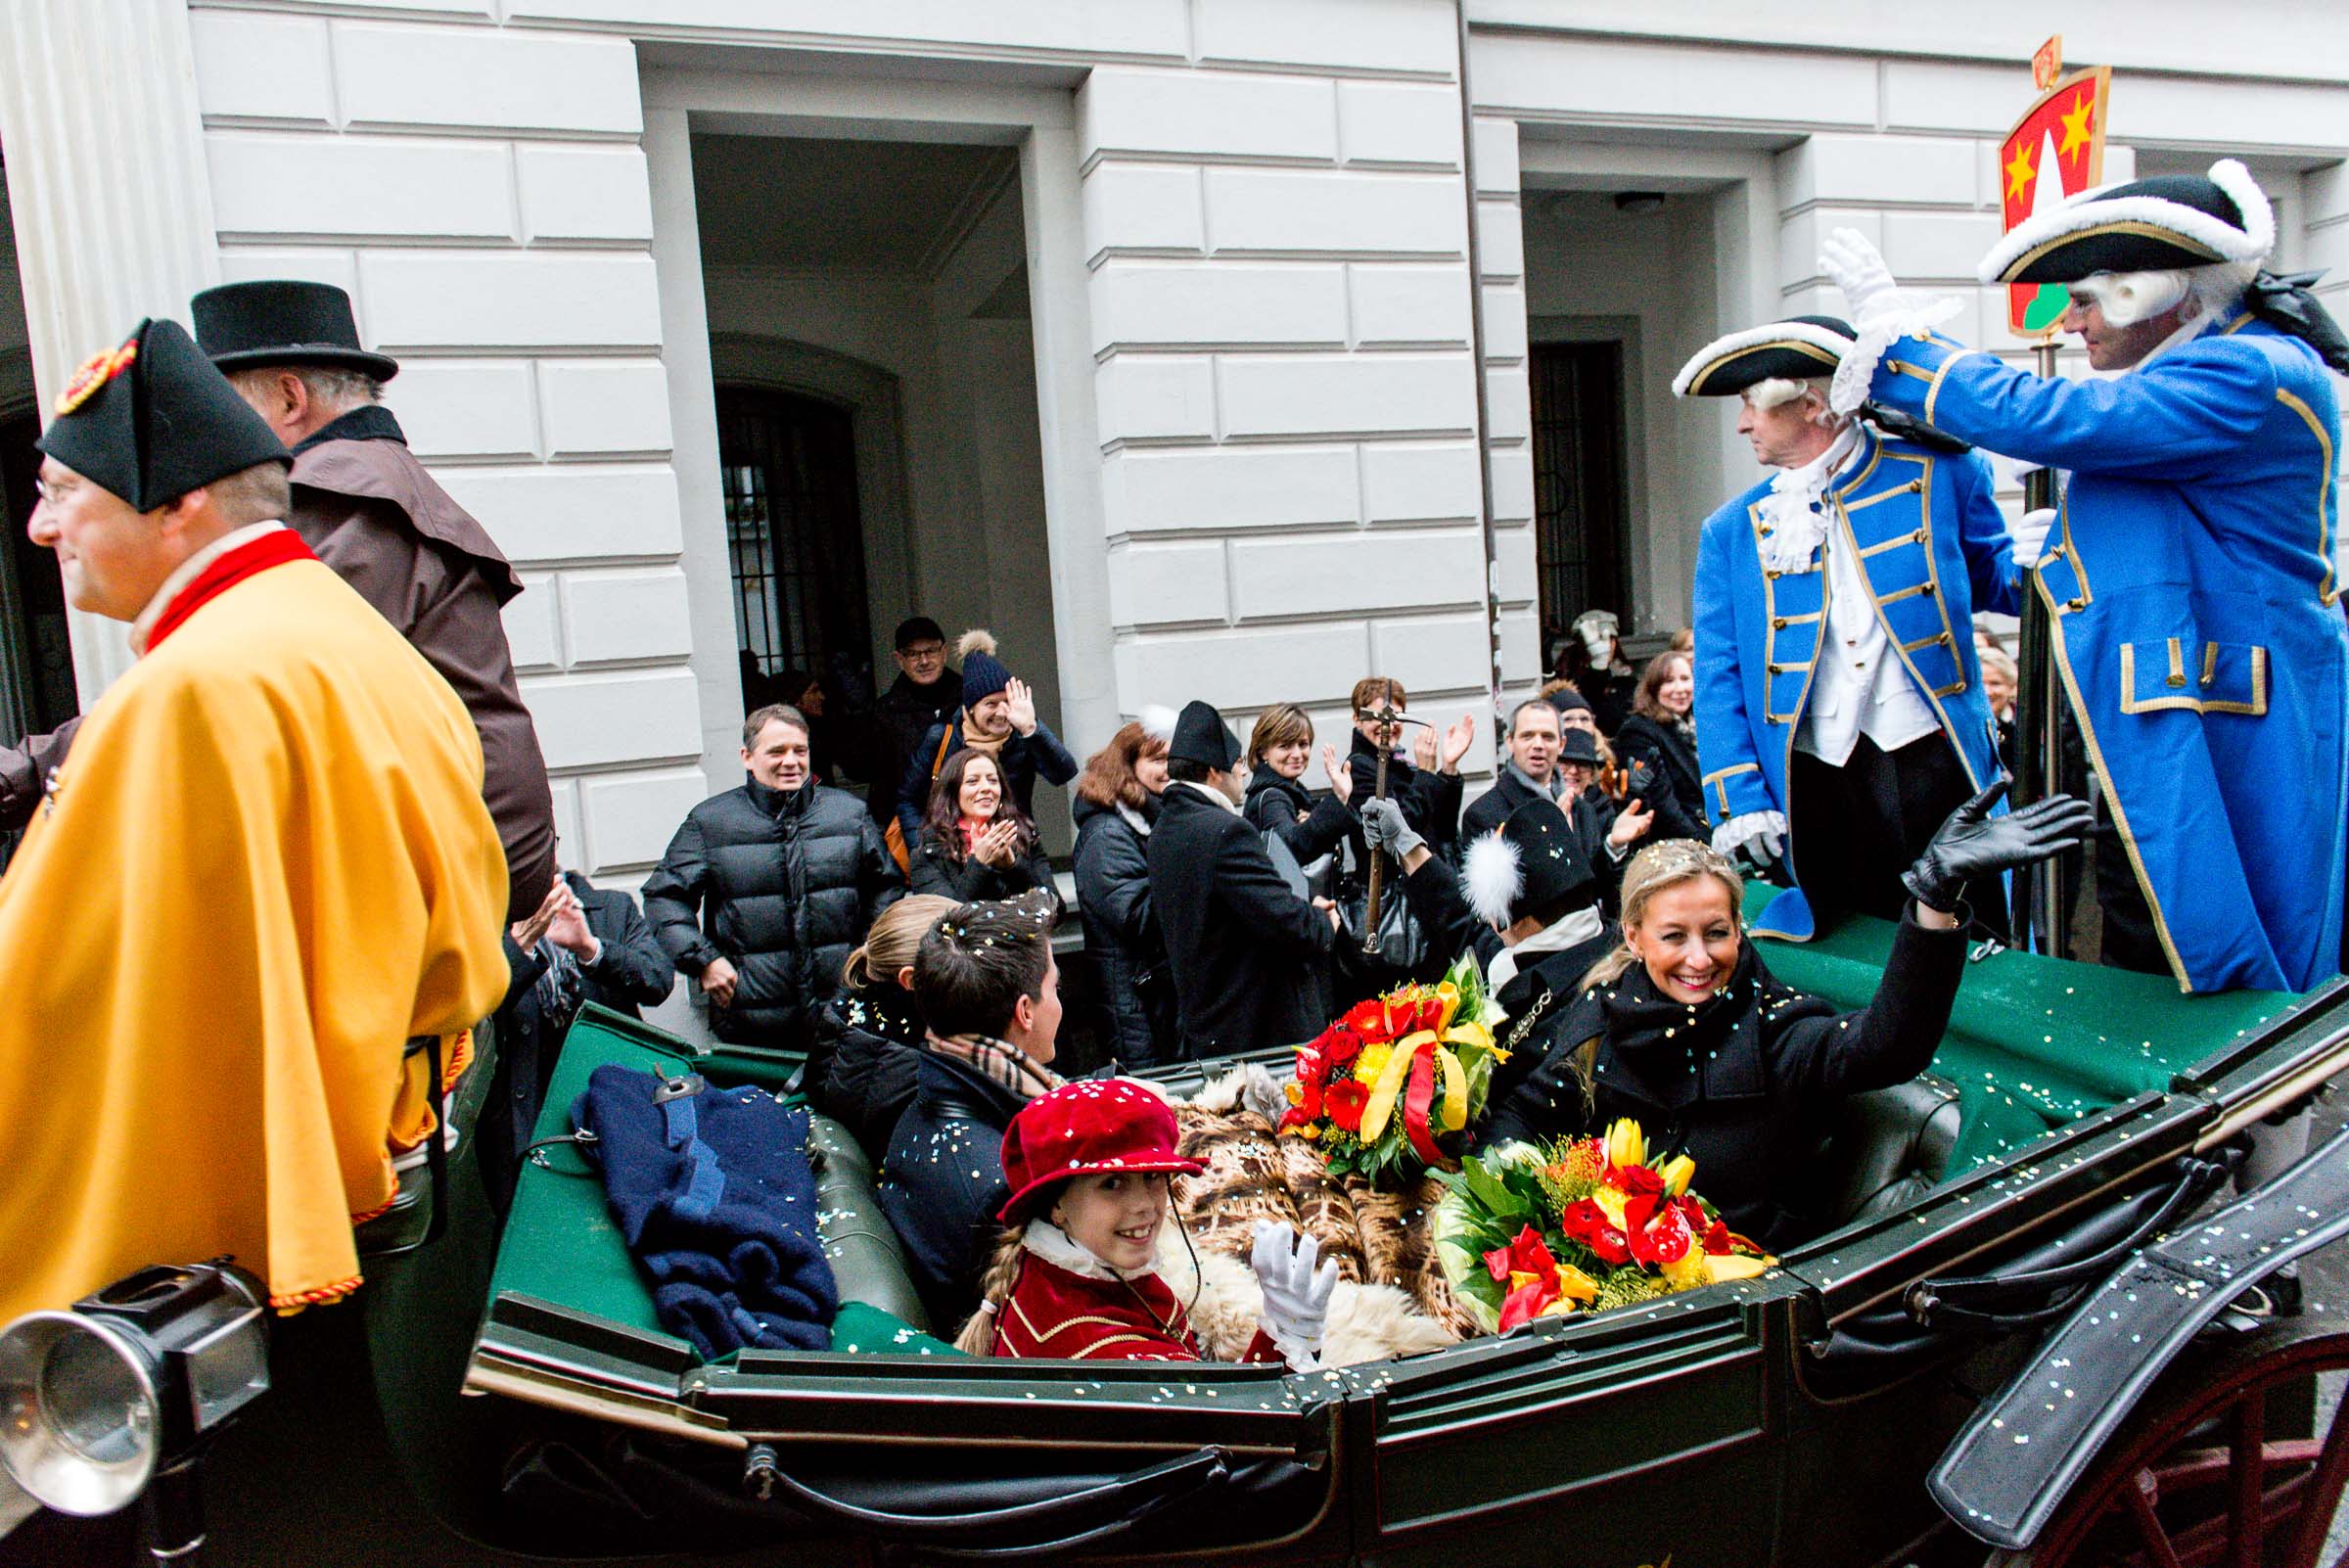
xmin=643 ymin=704 xmax=902 ymax=1049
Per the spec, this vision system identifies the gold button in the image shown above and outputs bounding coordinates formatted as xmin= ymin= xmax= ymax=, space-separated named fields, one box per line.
xmin=2067 ymin=597 xmax=2086 ymax=612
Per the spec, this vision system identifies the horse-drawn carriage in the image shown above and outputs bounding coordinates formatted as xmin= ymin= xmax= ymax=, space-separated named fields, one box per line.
xmin=8 ymin=888 xmax=2349 ymax=1566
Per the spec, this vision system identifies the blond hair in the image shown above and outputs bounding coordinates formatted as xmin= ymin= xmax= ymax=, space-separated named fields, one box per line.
xmin=1581 ymin=839 xmax=1746 ymax=992
xmin=954 ymin=1226 xmax=1030 ymax=1355
xmin=841 ymin=894 xmax=958 ymax=992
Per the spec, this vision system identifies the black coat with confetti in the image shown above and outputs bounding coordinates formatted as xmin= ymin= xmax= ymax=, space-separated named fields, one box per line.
xmin=1479 ymin=911 xmax=1966 ymax=1248
xmin=876 ymin=1049 xmax=1028 ymax=1329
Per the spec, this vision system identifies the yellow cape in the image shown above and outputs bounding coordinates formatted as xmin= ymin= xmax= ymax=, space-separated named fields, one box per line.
xmin=0 ymin=558 xmax=510 ymax=1316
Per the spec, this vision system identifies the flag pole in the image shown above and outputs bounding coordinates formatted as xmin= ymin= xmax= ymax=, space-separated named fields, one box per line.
xmin=2010 ymin=345 xmax=2068 ymax=955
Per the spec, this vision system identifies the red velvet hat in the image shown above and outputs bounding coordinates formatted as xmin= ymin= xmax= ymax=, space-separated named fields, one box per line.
xmin=997 ymin=1081 xmax=1201 ymax=1225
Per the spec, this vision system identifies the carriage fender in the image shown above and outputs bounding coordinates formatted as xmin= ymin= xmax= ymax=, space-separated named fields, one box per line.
xmin=1928 ymin=1124 xmax=2349 ymax=1550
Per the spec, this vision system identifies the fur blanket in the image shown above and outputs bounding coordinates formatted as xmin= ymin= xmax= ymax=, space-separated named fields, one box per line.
xmin=1170 ymin=1070 xmax=1479 ymax=1354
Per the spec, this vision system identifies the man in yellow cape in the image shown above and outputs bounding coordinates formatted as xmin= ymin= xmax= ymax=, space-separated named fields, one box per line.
xmin=0 ymin=318 xmax=509 ymax=1320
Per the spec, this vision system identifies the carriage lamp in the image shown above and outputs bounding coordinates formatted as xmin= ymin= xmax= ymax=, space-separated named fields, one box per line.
xmin=0 ymin=1262 xmax=268 ymax=1521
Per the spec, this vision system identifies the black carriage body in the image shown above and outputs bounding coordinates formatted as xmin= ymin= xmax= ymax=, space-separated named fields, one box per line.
xmin=17 ymin=900 xmax=2348 ymax=1568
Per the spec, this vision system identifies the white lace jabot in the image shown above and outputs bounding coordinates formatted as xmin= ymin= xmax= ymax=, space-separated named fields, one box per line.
xmin=1756 ymin=424 xmax=1861 ymax=575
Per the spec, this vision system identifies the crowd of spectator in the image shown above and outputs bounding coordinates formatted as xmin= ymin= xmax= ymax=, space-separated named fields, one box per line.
xmin=476 ymin=609 xmax=1785 ymax=1331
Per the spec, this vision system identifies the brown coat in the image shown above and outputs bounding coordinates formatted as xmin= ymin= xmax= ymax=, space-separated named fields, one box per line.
xmin=0 ymin=406 xmax=557 ymax=924
xmin=287 ymin=406 xmax=555 ymax=922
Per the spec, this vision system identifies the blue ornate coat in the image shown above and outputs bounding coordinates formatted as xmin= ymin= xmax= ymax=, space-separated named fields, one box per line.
xmin=1692 ymin=426 xmax=2017 ymax=941
xmin=1863 ymin=316 xmax=2347 ymax=993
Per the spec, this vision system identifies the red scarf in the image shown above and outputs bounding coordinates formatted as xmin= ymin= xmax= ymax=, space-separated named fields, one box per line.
xmin=145 ymin=530 xmax=315 ymax=653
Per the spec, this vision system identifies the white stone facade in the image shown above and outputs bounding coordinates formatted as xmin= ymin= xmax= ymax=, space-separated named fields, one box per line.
xmin=3 ymin=1 xmax=2345 ymax=879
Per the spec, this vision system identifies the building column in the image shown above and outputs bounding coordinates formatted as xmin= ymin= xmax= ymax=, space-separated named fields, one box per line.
xmin=0 ymin=0 xmax=220 ymax=703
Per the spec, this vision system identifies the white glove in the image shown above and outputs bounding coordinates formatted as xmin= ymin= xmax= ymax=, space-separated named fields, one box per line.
xmin=1712 ymin=809 xmax=1788 ymax=868
xmin=1819 ymin=228 xmax=1906 ymax=332
xmin=2010 ymin=507 xmax=2056 ymax=570
xmin=1251 ymin=1220 xmax=1338 ymax=1371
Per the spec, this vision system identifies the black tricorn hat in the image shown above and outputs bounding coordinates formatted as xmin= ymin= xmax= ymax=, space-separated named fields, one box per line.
xmin=1168 ymin=699 xmax=1242 ymax=771
xmin=1464 ymin=798 xmax=1597 ymax=928
xmin=191 ymin=280 xmax=400 ymax=382
xmin=37 ymin=319 xmax=291 ymax=513
xmin=1672 ymin=314 xmax=1857 ymax=398
xmin=1978 ymin=159 xmax=2274 ymax=285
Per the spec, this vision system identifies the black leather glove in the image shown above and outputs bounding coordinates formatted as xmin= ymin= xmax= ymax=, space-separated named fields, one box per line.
xmin=1902 ymin=777 xmax=2096 ymax=915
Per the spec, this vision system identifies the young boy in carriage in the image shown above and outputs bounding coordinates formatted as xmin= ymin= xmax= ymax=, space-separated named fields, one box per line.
xmin=958 ymin=1080 xmax=1338 ymax=1366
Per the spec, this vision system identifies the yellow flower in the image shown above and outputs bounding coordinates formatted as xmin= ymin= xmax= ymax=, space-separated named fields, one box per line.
xmin=1660 ymin=1245 xmax=1710 ymax=1291
xmin=1553 ymin=1264 xmax=1599 ymax=1304
xmin=1432 ymin=980 xmax=1461 ymax=1035
xmin=1592 ymin=1184 xmax=1630 ymax=1232
xmin=1285 ymin=1081 xmax=1306 ymax=1107
xmin=1355 ymin=1042 xmax=1393 ymax=1085
xmin=1298 ymin=1124 xmax=1320 ymax=1141
xmin=1702 ymin=1254 xmax=1769 ymax=1284
xmin=1659 ymin=1154 xmax=1696 ymax=1198
xmin=1605 ymin=1118 xmax=1646 ymax=1170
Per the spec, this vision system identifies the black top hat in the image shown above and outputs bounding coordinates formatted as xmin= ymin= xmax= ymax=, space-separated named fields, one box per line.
xmin=1672 ymin=315 xmax=1857 ymax=398
xmin=1558 ymin=728 xmax=1602 ymax=767
xmin=191 ymin=280 xmax=399 ymax=383
xmin=1978 ymin=160 xmax=2274 ymax=286
xmin=37 ymin=319 xmax=291 ymax=512
xmin=1168 ymin=699 xmax=1242 ymax=771
xmin=1464 ymin=798 xmax=1598 ymax=929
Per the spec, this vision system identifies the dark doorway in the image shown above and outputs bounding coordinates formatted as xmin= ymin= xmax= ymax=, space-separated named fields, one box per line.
xmin=0 ymin=406 xmax=75 ymax=867
xmin=714 ymin=387 xmax=875 ymax=715
xmin=1528 ymin=341 xmax=1632 ymax=645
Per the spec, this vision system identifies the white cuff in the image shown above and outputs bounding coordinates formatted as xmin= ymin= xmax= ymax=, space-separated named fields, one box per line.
xmin=1829 ymin=296 xmax=1965 ymax=415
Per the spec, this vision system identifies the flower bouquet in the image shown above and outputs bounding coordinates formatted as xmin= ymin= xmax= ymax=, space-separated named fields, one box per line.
xmin=1431 ymin=1118 xmax=1773 ymax=1332
xmin=1275 ymin=952 xmax=1508 ymax=1184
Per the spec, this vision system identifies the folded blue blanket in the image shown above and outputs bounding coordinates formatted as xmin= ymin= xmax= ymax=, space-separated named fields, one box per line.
xmin=575 ymin=1066 xmax=837 ymax=1358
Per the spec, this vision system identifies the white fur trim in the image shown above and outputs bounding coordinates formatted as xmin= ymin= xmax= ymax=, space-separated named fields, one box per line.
xmin=1975 ymin=158 xmax=2275 ymax=283
xmin=1463 ymin=831 xmax=1524 ymax=927
xmin=1828 ymin=296 xmax=1965 ymax=416
xmin=1672 ymin=320 xmax=1856 ymax=397
xmin=1137 ymin=704 xmax=1177 ymax=745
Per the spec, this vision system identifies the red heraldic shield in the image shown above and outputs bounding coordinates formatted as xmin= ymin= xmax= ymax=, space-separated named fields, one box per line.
xmin=1999 ymin=66 xmax=2112 ymax=336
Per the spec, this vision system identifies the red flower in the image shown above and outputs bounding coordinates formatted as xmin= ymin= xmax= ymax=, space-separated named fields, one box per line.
xmin=1295 ymin=1082 xmax=1325 ymax=1121
xmin=1344 ymin=999 xmax=1388 ymax=1038
xmin=1623 ymin=1194 xmax=1693 ymax=1267
xmin=1323 ymin=1024 xmax=1363 ymax=1067
xmin=1277 ymin=1106 xmax=1313 ymax=1132
xmin=1616 ymin=1164 xmax=1665 ymax=1198
xmin=1497 ymin=1275 xmax=1555 ymax=1332
xmin=1483 ymin=1224 xmax=1557 ymax=1285
xmin=1324 ymin=1079 xmax=1369 ymax=1133
xmin=1701 ymin=1218 xmax=1732 ymax=1256
xmin=1296 ymin=1046 xmax=1329 ymax=1089
xmin=1416 ymin=995 xmax=1445 ymax=1033
xmin=1559 ymin=1200 xmax=1632 ymax=1266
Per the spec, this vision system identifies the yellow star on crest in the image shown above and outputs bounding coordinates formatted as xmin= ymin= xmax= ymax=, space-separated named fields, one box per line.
xmin=2004 ymin=141 xmax=2037 ymax=206
xmin=2057 ymin=93 xmax=2096 ymax=165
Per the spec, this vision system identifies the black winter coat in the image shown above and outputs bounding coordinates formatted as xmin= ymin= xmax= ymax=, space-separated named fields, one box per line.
xmin=1461 ymin=769 xmax=1633 ymax=910
xmin=877 ymin=1049 xmax=1028 ymax=1328
xmin=1071 ymin=796 xmax=1178 ymax=1068
xmin=1346 ymin=734 xmax=1463 ymax=859
xmin=813 ymin=985 xmax=927 ymax=1157
xmin=1147 ymin=784 xmax=1335 ymax=1057
xmin=1480 ymin=912 xmax=1966 ymax=1249
xmin=641 ymin=778 xmax=903 ymax=1048
xmin=907 ymin=824 xmax=1056 ymax=903
xmin=1612 ymin=714 xmax=1709 ymax=845
xmin=1242 ymin=771 xmax=1355 ymax=866
xmin=863 ymin=669 xmax=963 ymax=827
xmin=895 ymin=720 xmax=1079 ymax=842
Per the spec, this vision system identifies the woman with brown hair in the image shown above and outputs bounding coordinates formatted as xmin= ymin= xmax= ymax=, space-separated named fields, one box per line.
xmin=909 ymin=749 xmax=1057 ymax=904
xmin=1478 ymin=784 xmax=2088 ymax=1247
xmin=1242 ymin=703 xmax=1355 ymax=865
xmin=1072 ymin=715 xmax=1179 ymax=1067
xmin=1611 ymin=651 xmax=1709 ymax=846
xmin=1344 ymin=675 xmax=1472 ymax=861
xmin=813 ymin=893 xmax=958 ymax=1155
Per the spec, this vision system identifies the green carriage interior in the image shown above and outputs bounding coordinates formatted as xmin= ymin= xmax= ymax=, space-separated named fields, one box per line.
xmin=479 ymin=881 xmax=2296 ymax=1375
